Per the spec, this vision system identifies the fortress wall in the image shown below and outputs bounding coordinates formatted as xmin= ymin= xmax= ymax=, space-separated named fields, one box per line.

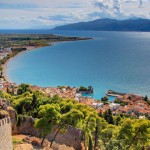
xmin=0 ymin=117 xmax=13 ymax=150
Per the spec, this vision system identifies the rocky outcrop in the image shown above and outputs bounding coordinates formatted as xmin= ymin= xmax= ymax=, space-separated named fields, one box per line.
xmin=13 ymin=116 xmax=40 ymax=136
xmin=14 ymin=144 xmax=33 ymax=150
xmin=13 ymin=135 xmax=75 ymax=150
xmin=106 ymin=90 xmax=126 ymax=97
xmin=77 ymin=86 xmax=93 ymax=94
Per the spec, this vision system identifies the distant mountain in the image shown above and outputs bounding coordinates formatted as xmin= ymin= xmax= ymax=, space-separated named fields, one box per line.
xmin=53 ymin=18 xmax=150 ymax=31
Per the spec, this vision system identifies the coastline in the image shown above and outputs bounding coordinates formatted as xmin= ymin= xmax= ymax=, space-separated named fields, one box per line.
xmin=2 ymin=59 xmax=10 ymax=82
xmin=1 ymin=36 xmax=91 ymax=84
xmin=2 ymin=46 xmax=40 ymax=83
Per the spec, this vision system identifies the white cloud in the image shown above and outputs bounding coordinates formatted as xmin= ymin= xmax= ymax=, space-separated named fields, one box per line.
xmin=91 ymin=0 xmax=150 ymax=19
xmin=0 ymin=0 xmax=150 ymax=28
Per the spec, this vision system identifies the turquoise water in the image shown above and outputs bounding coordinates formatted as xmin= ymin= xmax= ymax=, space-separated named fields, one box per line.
xmin=3 ymin=30 xmax=150 ymax=99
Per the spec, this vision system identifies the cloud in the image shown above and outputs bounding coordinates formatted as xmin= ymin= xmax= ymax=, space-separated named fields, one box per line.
xmin=91 ymin=0 xmax=150 ymax=19
xmin=0 ymin=0 xmax=150 ymax=29
xmin=94 ymin=1 xmax=109 ymax=10
xmin=92 ymin=0 xmax=121 ymax=13
xmin=113 ymin=0 xmax=121 ymax=12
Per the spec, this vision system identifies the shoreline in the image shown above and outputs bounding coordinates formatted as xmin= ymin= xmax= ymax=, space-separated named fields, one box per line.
xmin=1 ymin=39 xmax=143 ymax=100
xmin=2 ymin=46 xmax=40 ymax=83
xmin=1 ymin=36 xmax=91 ymax=84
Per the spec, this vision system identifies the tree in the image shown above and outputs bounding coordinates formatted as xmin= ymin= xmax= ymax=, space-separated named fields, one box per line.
xmin=117 ymin=118 xmax=150 ymax=150
xmin=82 ymin=113 xmax=97 ymax=150
xmin=62 ymin=109 xmax=84 ymax=127
xmin=8 ymin=86 xmax=150 ymax=150
xmin=79 ymin=86 xmax=88 ymax=91
xmin=60 ymin=102 xmax=73 ymax=114
xmin=100 ymin=124 xmax=119 ymax=150
xmin=34 ymin=104 xmax=61 ymax=146
xmin=6 ymin=87 xmax=10 ymax=94
xmin=35 ymin=118 xmax=52 ymax=146
xmin=12 ymin=92 xmax=33 ymax=115
xmin=89 ymin=135 xmax=93 ymax=150
xmin=101 ymin=96 xmax=109 ymax=104
xmin=51 ymin=94 xmax=62 ymax=104
xmin=0 ymin=90 xmax=5 ymax=98
xmin=12 ymin=88 xmax=15 ymax=95
xmin=114 ymin=115 xmax=121 ymax=126
xmin=103 ymin=109 xmax=114 ymax=124
xmin=128 ymin=119 xmax=150 ymax=150
xmin=143 ymin=95 xmax=148 ymax=101
xmin=94 ymin=117 xmax=101 ymax=150
xmin=50 ymin=108 xmax=84 ymax=147
xmin=93 ymin=117 xmax=107 ymax=150
xmin=32 ymin=92 xmax=38 ymax=110
xmin=143 ymin=95 xmax=150 ymax=105
xmin=20 ymin=98 xmax=33 ymax=115
xmin=17 ymin=84 xmax=31 ymax=95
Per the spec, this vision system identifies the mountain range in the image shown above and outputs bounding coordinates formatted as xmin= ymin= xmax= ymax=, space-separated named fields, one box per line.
xmin=53 ymin=18 xmax=150 ymax=31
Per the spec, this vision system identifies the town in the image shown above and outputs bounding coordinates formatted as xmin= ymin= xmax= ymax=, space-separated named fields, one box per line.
xmin=0 ymin=34 xmax=150 ymax=150
xmin=2 ymin=83 xmax=150 ymax=119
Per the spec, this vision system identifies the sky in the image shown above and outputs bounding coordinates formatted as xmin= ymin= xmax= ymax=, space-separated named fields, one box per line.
xmin=0 ymin=0 xmax=150 ymax=29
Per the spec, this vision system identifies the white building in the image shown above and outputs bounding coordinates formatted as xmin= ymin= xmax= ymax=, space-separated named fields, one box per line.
xmin=109 ymin=103 xmax=120 ymax=110
xmin=91 ymin=102 xmax=104 ymax=109
xmin=75 ymin=93 xmax=82 ymax=102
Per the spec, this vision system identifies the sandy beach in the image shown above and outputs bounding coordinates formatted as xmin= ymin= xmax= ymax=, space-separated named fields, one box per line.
xmin=2 ymin=46 xmax=40 ymax=83
xmin=2 ymin=40 xmax=84 ymax=84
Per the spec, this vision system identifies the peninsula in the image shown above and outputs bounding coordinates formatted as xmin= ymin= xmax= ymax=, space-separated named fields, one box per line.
xmin=0 ymin=34 xmax=91 ymax=82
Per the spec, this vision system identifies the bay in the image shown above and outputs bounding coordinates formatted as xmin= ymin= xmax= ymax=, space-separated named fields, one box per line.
xmin=2 ymin=30 xmax=150 ymax=99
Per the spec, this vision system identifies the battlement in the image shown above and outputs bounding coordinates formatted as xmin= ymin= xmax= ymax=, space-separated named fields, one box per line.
xmin=0 ymin=117 xmax=11 ymax=126
xmin=0 ymin=117 xmax=13 ymax=150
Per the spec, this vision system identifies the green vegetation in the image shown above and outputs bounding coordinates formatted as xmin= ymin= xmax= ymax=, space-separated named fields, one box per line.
xmin=78 ymin=86 xmax=93 ymax=94
xmin=101 ymin=96 xmax=109 ymax=104
xmin=0 ymin=34 xmax=89 ymax=80
xmin=103 ymin=109 xmax=114 ymax=124
xmin=114 ymin=99 xmax=126 ymax=106
xmin=17 ymin=84 xmax=31 ymax=95
xmin=79 ymin=86 xmax=88 ymax=91
xmin=0 ymin=34 xmax=87 ymax=49
xmin=1 ymin=88 xmax=150 ymax=150
xmin=35 ymin=104 xmax=61 ymax=146
xmin=12 ymin=137 xmax=23 ymax=145
xmin=143 ymin=95 xmax=150 ymax=105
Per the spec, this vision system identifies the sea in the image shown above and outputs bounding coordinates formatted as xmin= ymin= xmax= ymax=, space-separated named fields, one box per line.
xmin=1 ymin=29 xmax=150 ymax=100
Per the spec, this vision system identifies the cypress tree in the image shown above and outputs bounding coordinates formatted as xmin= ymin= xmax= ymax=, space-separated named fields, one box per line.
xmin=89 ymin=136 xmax=93 ymax=150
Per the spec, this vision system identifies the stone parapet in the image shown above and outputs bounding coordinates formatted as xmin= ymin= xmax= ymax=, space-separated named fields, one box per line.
xmin=0 ymin=117 xmax=13 ymax=150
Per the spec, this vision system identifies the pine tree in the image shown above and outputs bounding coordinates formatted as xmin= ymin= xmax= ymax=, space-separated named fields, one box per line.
xmin=89 ymin=136 xmax=93 ymax=150
xmin=104 ymin=109 xmax=114 ymax=124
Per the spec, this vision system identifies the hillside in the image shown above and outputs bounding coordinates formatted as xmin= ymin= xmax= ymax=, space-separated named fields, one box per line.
xmin=53 ymin=18 xmax=150 ymax=31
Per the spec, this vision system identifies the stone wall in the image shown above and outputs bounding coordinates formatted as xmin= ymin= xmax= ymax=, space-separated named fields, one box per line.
xmin=12 ymin=116 xmax=82 ymax=150
xmin=47 ymin=125 xmax=82 ymax=150
xmin=0 ymin=117 xmax=13 ymax=150
xmin=12 ymin=116 xmax=40 ymax=136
